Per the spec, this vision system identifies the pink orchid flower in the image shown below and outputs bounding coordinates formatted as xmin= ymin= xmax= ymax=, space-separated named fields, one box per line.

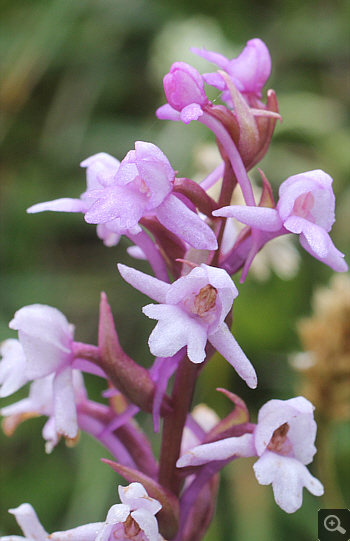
xmin=191 ymin=38 xmax=271 ymax=107
xmin=82 ymin=142 xmax=217 ymax=250
xmin=177 ymin=396 xmax=324 ymax=513
xmin=0 ymin=305 xmax=79 ymax=439
xmin=214 ymin=169 xmax=348 ymax=272
xmin=118 ymin=263 xmax=257 ymax=388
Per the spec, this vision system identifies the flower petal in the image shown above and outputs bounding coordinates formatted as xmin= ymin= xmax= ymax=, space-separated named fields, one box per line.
xmin=131 ymin=508 xmax=160 ymax=541
xmin=253 ymin=451 xmax=324 ymax=513
xmin=118 ymin=264 xmax=171 ymax=303
xmin=177 ymin=433 xmax=256 ymax=467
xmin=27 ymin=198 xmax=88 ymax=214
xmin=143 ymin=304 xmax=208 ymax=363
xmin=8 ymin=504 xmax=48 ymax=540
xmin=53 ymin=367 xmax=78 ymax=438
xmin=209 ymin=324 xmax=257 ymax=388
xmin=213 ymin=205 xmax=282 ymax=232
xmin=156 ymin=193 xmax=218 ymax=250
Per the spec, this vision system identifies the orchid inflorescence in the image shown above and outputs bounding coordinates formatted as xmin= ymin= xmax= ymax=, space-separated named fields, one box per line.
xmin=1 ymin=38 xmax=347 ymax=541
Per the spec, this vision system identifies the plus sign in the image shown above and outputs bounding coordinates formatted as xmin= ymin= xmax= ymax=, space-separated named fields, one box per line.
xmin=328 ymin=519 xmax=336 ymax=526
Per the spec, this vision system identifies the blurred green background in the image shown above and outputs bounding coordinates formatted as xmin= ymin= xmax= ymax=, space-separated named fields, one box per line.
xmin=0 ymin=0 xmax=349 ymax=538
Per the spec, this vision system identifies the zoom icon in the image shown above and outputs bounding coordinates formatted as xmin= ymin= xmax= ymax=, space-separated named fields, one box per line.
xmin=319 ymin=509 xmax=350 ymax=541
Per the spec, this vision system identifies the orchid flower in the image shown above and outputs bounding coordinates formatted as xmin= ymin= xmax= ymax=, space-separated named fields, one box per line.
xmin=82 ymin=141 xmax=217 ymax=251
xmin=1 ymin=483 xmax=163 ymax=541
xmin=156 ymin=62 xmax=209 ymax=124
xmin=118 ymin=263 xmax=257 ymax=388
xmin=27 ymin=153 xmax=121 ymax=247
xmin=191 ymin=38 xmax=271 ymax=107
xmin=177 ymin=396 xmax=324 ymax=513
xmin=214 ymin=169 xmax=348 ymax=273
xmin=0 ymin=305 xmax=79 ymax=439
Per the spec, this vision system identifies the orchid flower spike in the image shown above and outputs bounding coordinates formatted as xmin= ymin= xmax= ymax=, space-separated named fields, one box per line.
xmin=27 ymin=153 xmax=122 ymax=247
xmin=0 ymin=304 xmax=80 ymax=440
xmin=2 ymin=483 xmax=163 ymax=541
xmin=118 ymin=263 xmax=257 ymax=388
xmin=214 ymin=169 xmax=348 ymax=273
xmin=156 ymin=62 xmax=209 ymax=124
xmin=191 ymin=38 xmax=272 ymax=108
xmin=177 ymin=396 xmax=324 ymax=513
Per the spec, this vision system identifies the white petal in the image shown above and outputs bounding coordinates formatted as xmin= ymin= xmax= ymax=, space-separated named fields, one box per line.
xmin=253 ymin=451 xmax=324 ymax=513
xmin=143 ymin=304 xmax=207 ymax=363
xmin=209 ymin=324 xmax=257 ymax=388
xmin=53 ymin=367 xmax=78 ymax=438
xmin=8 ymin=504 xmax=48 ymax=540
xmin=177 ymin=433 xmax=256 ymax=467
xmin=118 ymin=264 xmax=170 ymax=303
xmin=131 ymin=508 xmax=160 ymax=541
xmin=119 ymin=483 xmax=162 ymax=515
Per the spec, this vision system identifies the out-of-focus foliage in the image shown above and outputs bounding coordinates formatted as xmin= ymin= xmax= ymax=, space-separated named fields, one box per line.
xmin=0 ymin=0 xmax=349 ymax=539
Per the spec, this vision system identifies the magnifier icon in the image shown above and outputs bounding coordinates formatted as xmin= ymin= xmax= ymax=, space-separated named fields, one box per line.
xmin=324 ymin=515 xmax=346 ymax=534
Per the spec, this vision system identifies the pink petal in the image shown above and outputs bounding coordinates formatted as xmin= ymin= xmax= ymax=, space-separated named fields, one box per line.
xmin=156 ymin=193 xmax=218 ymax=250
xmin=213 ymin=205 xmax=282 ymax=232
xmin=285 ymin=218 xmax=329 ymax=258
xmin=180 ymin=103 xmax=204 ymax=124
xmin=299 ymin=232 xmax=348 ymax=272
xmin=27 ymin=198 xmax=88 ymax=214
xmin=155 ymin=104 xmax=181 ymax=121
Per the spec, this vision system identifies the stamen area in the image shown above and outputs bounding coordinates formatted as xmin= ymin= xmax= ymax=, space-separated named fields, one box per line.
xmin=183 ymin=284 xmax=218 ymax=323
xmin=267 ymin=422 xmax=290 ymax=454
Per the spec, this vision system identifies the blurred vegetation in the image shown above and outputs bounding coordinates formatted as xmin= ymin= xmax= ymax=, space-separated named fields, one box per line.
xmin=0 ymin=0 xmax=349 ymax=539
